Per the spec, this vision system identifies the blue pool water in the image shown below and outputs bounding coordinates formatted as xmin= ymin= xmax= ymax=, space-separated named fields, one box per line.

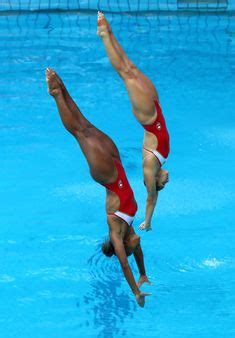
xmin=0 ymin=10 xmax=235 ymax=338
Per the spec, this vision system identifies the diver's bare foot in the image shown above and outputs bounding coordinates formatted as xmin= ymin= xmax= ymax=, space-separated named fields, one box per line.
xmin=46 ymin=68 xmax=63 ymax=97
xmin=97 ymin=11 xmax=111 ymax=38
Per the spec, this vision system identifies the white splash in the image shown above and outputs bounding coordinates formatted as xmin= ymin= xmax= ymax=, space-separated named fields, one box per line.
xmin=202 ymin=258 xmax=225 ymax=269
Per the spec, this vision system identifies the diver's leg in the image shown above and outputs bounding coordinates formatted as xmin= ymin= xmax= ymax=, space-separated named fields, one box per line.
xmin=49 ymin=70 xmax=82 ymax=116
xmin=98 ymin=13 xmax=157 ymax=122
xmin=46 ymin=68 xmax=91 ymax=134
xmin=98 ymin=12 xmax=142 ymax=74
xmin=51 ymin=70 xmax=120 ymax=151
xmin=46 ymin=68 xmax=118 ymax=183
xmin=97 ymin=14 xmax=127 ymax=77
xmin=98 ymin=12 xmax=132 ymax=69
xmin=48 ymin=68 xmax=120 ymax=160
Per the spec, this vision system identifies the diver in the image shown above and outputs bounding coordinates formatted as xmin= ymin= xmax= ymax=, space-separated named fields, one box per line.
xmin=46 ymin=68 xmax=151 ymax=307
xmin=98 ymin=12 xmax=170 ymax=232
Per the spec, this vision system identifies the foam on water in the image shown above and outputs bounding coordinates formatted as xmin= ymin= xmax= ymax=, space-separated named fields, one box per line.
xmin=202 ymin=258 xmax=227 ymax=269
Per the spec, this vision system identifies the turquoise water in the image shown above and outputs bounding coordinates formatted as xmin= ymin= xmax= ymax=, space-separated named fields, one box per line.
xmin=0 ymin=11 xmax=235 ymax=338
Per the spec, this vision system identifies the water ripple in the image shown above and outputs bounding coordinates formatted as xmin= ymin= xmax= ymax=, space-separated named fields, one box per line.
xmin=163 ymin=257 xmax=232 ymax=274
xmin=83 ymin=247 xmax=137 ymax=337
xmin=40 ymin=234 xmax=97 ymax=245
xmin=26 ymin=267 xmax=91 ymax=282
xmin=0 ymin=274 xmax=15 ymax=283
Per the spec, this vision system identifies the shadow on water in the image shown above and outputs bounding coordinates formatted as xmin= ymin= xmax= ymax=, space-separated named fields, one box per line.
xmin=82 ymin=244 xmax=137 ymax=338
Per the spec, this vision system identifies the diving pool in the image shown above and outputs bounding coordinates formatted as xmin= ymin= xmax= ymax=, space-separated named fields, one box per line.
xmin=0 ymin=10 xmax=235 ymax=338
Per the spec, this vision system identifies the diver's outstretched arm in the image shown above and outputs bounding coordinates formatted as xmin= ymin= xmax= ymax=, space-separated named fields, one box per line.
xmin=134 ymin=245 xmax=152 ymax=287
xmin=133 ymin=244 xmax=146 ymax=276
xmin=139 ymin=152 xmax=161 ymax=231
xmin=108 ymin=215 xmax=151 ymax=308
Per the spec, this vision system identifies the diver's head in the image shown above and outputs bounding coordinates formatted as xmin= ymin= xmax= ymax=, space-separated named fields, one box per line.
xmin=102 ymin=234 xmax=140 ymax=258
xmin=156 ymin=169 xmax=169 ymax=191
xmin=101 ymin=239 xmax=115 ymax=257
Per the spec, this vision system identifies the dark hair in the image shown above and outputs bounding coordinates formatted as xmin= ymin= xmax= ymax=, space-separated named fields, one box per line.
xmin=102 ymin=239 xmax=115 ymax=257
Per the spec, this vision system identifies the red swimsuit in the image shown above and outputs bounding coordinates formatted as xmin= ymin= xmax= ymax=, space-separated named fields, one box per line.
xmin=104 ymin=159 xmax=137 ymax=225
xmin=142 ymin=99 xmax=170 ymax=165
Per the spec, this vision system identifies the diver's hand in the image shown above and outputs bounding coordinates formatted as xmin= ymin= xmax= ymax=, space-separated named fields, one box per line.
xmin=139 ymin=222 xmax=152 ymax=232
xmin=135 ymin=291 xmax=152 ymax=308
xmin=137 ymin=275 xmax=153 ymax=288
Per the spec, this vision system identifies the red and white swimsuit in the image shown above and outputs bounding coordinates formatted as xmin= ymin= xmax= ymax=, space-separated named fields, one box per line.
xmin=104 ymin=159 xmax=137 ymax=226
xmin=142 ymin=99 xmax=170 ymax=165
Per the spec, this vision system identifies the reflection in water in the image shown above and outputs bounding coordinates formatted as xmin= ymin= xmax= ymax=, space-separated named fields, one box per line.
xmin=83 ymin=244 xmax=136 ymax=337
